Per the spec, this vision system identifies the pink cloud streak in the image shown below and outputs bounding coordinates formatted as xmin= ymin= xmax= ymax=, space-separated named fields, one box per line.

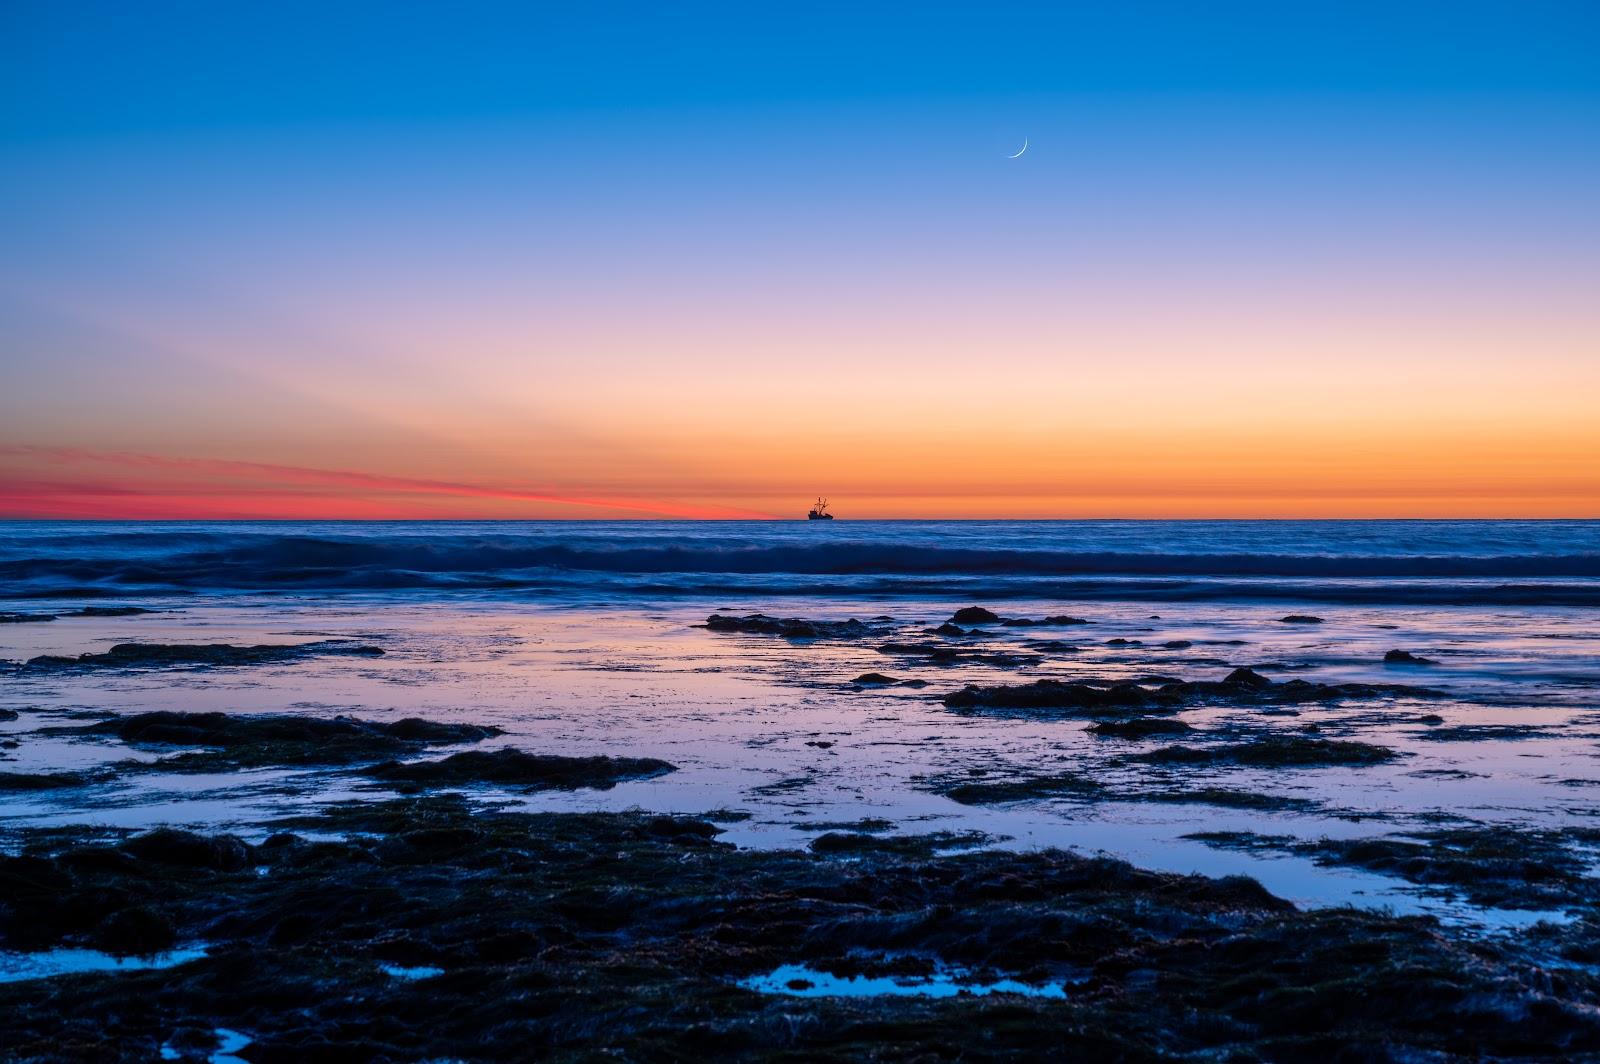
xmin=0 ymin=446 xmax=774 ymax=520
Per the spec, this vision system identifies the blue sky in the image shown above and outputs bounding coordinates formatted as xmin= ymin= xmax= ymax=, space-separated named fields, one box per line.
xmin=7 ymin=1 xmax=1598 ymax=141
xmin=2 ymin=1 xmax=1598 ymax=518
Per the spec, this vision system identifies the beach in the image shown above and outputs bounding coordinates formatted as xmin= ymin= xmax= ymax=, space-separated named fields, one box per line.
xmin=3 ymin=519 xmax=1599 ymax=1058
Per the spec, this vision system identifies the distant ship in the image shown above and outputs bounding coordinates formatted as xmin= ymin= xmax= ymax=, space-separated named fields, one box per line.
xmin=807 ymin=497 xmax=835 ymax=520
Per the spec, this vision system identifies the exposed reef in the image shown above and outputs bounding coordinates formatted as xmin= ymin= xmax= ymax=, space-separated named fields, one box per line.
xmin=943 ymin=667 xmax=1441 ymax=718
xmin=1131 ymin=736 xmax=1401 ymax=767
xmin=876 ymin=642 xmax=1034 ymax=668
xmin=0 ymin=606 xmax=159 ymax=623
xmin=0 ymin=770 xmax=101 ymax=791
xmin=1384 ymin=649 xmax=1439 ymax=665
xmin=949 ymin=606 xmax=1088 ymax=627
xmin=702 ymin=614 xmax=880 ymax=639
xmin=62 ymin=710 xmax=499 ymax=771
xmin=848 ymin=672 xmax=928 ymax=688
xmin=361 ymin=748 xmax=676 ymax=790
xmin=933 ymin=771 xmax=1105 ymax=804
xmin=1 ymin=799 xmax=1594 ymax=1060
xmin=16 ymin=641 xmax=384 ymax=672
xmin=1086 ymin=717 xmax=1194 ymax=739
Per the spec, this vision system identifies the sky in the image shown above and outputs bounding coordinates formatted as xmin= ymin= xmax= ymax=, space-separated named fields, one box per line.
xmin=2 ymin=1 xmax=1597 ymax=519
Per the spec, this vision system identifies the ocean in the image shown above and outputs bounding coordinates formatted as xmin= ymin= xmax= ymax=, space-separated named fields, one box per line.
xmin=3 ymin=519 xmax=1598 ymax=928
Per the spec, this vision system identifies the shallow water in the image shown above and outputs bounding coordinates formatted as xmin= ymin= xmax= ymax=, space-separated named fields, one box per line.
xmin=741 ymin=963 xmax=1071 ymax=999
xmin=2 ymin=520 xmax=1597 ymax=928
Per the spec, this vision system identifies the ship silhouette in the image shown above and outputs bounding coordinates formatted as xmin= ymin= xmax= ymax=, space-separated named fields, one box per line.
xmin=807 ymin=497 xmax=834 ymax=520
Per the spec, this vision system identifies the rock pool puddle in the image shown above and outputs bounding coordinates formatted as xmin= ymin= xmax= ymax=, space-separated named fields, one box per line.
xmin=0 ymin=946 xmax=207 ymax=983
xmin=741 ymin=963 xmax=1071 ymax=999
xmin=381 ymin=963 xmax=445 ymax=980
xmin=160 ymin=1027 xmax=251 ymax=1063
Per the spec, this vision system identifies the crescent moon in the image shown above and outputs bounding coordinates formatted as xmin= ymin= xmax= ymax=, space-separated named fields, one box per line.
xmin=1008 ymin=138 xmax=1029 ymax=159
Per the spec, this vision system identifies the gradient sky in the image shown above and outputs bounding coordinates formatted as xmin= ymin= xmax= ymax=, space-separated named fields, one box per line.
xmin=3 ymin=1 xmax=1597 ymax=518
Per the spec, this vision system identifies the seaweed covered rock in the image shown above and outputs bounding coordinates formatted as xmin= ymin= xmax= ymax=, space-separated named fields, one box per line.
xmin=2 ymin=800 xmax=1593 ymax=1061
xmin=876 ymin=642 xmax=1034 ymax=667
xmin=1086 ymin=717 xmax=1195 ymax=739
xmin=65 ymin=606 xmax=158 ymax=617
xmin=945 ymin=679 xmax=1165 ymax=715
xmin=121 ymin=828 xmax=253 ymax=872
xmin=1384 ymin=649 xmax=1438 ymax=665
xmin=1000 ymin=615 xmax=1090 ymax=627
xmin=20 ymin=641 xmax=384 ymax=672
xmin=944 ymin=667 xmax=1441 ymax=718
xmin=0 ymin=771 xmax=96 ymax=791
xmin=71 ymin=710 xmax=500 ymax=770
xmin=1133 ymin=736 xmax=1400 ymax=767
xmin=362 ymin=748 xmax=676 ymax=791
xmin=934 ymin=772 xmax=1105 ymax=805
xmin=950 ymin=607 xmax=1002 ymax=624
xmin=702 ymin=614 xmax=877 ymax=639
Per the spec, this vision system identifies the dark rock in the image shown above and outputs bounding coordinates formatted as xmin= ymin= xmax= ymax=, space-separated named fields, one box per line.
xmin=1144 ymin=789 xmax=1320 ymax=812
xmin=1000 ymin=615 xmax=1089 ymax=627
xmin=93 ymin=906 xmax=176 ymax=956
xmin=876 ymin=642 xmax=1032 ymax=667
xmin=1413 ymin=724 xmax=1551 ymax=742
xmin=121 ymin=829 xmax=252 ymax=871
xmin=1279 ymin=615 xmax=1325 ymax=624
xmin=1134 ymin=736 xmax=1400 ymax=767
xmin=1384 ymin=650 xmax=1438 ymax=665
xmin=942 ymin=666 xmax=1435 ymax=719
xmin=63 ymin=606 xmax=159 ymax=617
xmin=935 ymin=772 xmax=1105 ymax=804
xmin=950 ymin=607 xmax=1001 ymax=624
xmin=0 ymin=771 xmax=92 ymax=791
xmin=1223 ymin=667 xmax=1273 ymax=689
xmin=850 ymin=672 xmax=902 ymax=685
xmin=19 ymin=641 xmax=384 ymax=672
xmin=702 ymin=614 xmax=876 ymax=639
xmin=1087 ymin=718 xmax=1195 ymax=739
xmin=944 ymin=679 xmax=1164 ymax=715
xmin=73 ymin=710 xmax=500 ymax=770
xmin=362 ymin=748 xmax=675 ymax=791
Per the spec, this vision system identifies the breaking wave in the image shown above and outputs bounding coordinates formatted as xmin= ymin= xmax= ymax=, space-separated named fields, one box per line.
xmin=2 ymin=521 xmax=1598 ymax=605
